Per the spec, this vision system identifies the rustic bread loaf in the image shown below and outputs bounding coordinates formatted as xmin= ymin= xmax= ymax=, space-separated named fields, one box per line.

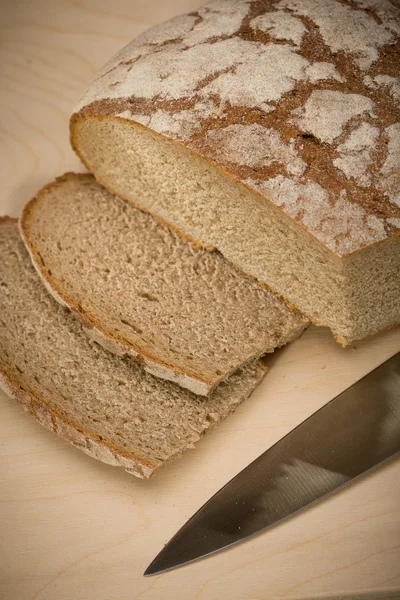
xmin=0 ymin=218 xmax=267 ymax=479
xmin=20 ymin=173 xmax=307 ymax=396
xmin=71 ymin=0 xmax=400 ymax=346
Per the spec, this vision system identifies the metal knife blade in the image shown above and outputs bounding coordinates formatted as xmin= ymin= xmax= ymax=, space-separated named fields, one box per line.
xmin=145 ymin=352 xmax=400 ymax=576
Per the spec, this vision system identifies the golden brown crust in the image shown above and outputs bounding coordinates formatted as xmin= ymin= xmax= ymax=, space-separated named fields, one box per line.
xmin=0 ymin=363 xmax=159 ymax=479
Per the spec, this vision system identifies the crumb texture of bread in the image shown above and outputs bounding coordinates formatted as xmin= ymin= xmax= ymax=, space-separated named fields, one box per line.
xmin=20 ymin=173 xmax=307 ymax=395
xmin=0 ymin=220 xmax=267 ymax=478
xmin=71 ymin=0 xmax=400 ymax=344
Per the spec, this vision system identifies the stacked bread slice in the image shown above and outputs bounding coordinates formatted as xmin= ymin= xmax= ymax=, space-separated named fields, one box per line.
xmin=19 ymin=173 xmax=308 ymax=396
xmin=0 ymin=219 xmax=269 ymax=479
xmin=0 ymin=173 xmax=307 ymax=477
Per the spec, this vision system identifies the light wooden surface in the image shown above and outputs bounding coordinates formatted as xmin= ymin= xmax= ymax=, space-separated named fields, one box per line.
xmin=0 ymin=1 xmax=399 ymax=599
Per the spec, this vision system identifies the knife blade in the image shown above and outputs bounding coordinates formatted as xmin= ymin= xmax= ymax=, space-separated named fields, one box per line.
xmin=145 ymin=352 xmax=400 ymax=576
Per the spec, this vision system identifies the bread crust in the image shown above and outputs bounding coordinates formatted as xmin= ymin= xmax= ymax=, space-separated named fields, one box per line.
xmin=0 ymin=363 xmax=158 ymax=479
xmin=69 ymin=0 xmax=400 ymax=259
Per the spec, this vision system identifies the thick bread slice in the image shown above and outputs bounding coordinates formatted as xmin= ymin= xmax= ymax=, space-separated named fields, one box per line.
xmin=20 ymin=173 xmax=307 ymax=396
xmin=0 ymin=219 xmax=267 ymax=479
xmin=71 ymin=0 xmax=400 ymax=346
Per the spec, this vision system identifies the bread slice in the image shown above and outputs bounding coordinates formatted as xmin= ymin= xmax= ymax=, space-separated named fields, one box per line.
xmin=70 ymin=0 xmax=400 ymax=346
xmin=20 ymin=173 xmax=307 ymax=396
xmin=0 ymin=218 xmax=267 ymax=479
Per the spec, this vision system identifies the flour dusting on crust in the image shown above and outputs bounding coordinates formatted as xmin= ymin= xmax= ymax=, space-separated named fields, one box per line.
xmin=279 ymin=0 xmax=396 ymax=69
xmin=292 ymin=91 xmax=375 ymax=144
xmin=250 ymin=10 xmax=306 ymax=47
xmin=333 ymin=123 xmax=380 ymax=186
xmin=247 ymin=177 xmax=387 ymax=255
xmin=75 ymin=0 xmax=400 ymax=256
xmin=205 ymin=124 xmax=306 ymax=176
xmin=364 ymin=75 xmax=400 ymax=103
xmin=379 ymin=124 xmax=400 ymax=208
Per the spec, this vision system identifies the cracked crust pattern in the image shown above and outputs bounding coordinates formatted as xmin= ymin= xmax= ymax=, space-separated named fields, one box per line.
xmin=73 ymin=0 xmax=400 ymax=257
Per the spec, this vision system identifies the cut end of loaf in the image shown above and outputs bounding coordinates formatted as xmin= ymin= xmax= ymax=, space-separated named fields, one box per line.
xmin=71 ymin=113 xmax=400 ymax=345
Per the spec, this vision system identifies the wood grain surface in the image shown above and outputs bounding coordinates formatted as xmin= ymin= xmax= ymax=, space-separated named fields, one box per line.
xmin=0 ymin=1 xmax=399 ymax=599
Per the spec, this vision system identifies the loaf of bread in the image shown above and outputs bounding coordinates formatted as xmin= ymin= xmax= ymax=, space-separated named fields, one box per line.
xmin=19 ymin=173 xmax=307 ymax=395
xmin=0 ymin=219 xmax=267 ymax=478
xmin=71 ymin=0 xmax=400 ymax=345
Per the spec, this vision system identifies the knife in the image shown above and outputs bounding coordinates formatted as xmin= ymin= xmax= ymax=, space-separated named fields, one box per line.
xmin=145 ymin=352 xmax=400 ymax=576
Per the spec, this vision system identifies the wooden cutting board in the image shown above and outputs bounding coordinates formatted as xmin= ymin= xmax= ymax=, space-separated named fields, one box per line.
xmin=0 ymin=1 xmax=399 ymax=599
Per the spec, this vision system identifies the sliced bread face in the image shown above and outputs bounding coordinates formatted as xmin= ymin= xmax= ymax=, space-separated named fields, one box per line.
xmin=0 ymin=219 xmax=267 ymax=479
xmin=20 ymin=173 xmax=308 ymax=395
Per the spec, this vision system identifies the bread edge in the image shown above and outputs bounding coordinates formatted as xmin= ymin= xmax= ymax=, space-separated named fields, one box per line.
xmin=0 ymin=362 xmax=161 ymax=479
xmin=0 ymin=356 xmax=271 ymax=479
xmin=0 ymin=294 xmax=268 ymax=481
